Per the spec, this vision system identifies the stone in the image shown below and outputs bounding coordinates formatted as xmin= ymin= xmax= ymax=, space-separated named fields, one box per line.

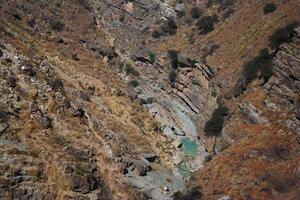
xmin=141 ymin=154 xmax=159 ymax=163
xmin=218 ymin=196 xmax=232 ymax=200
xmin=0 ymin=49 xmax=3 ymax=57
xmin=175 ymin=3 xmax=185 ymax=13
xmin=0 ymin=123 xmax=8 ymax=134
xmin=239 ymin=103 xmax=268 ymax=125
xmin=163 ymin=186 xmax=169 ymax=192
xmin=121 ymin=157 xmax=151 ymax=176
xmin=73 ymin=108 xmax=85 ymax=118
xmin=29 ymin=102 xmax=40 ymax=113
xmin=34 ymin=111 xmax=52 ymax=128
xmin=72 ymin=54 xmax=80 ymax=61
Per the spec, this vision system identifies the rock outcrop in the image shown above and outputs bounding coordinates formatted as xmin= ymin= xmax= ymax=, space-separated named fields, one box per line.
xmin=264 ymin=26 xmax=300 ymax=134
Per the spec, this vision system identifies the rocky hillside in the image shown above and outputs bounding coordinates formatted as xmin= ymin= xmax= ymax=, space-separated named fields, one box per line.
xmin=0 ymin=0 xmax=299 ymax=200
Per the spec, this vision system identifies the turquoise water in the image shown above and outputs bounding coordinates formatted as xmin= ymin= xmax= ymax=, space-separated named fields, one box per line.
xmin=177 ymin=138 xmax=199 ymax=178
xmin=181 ymin=138 xmax=198 ymax=159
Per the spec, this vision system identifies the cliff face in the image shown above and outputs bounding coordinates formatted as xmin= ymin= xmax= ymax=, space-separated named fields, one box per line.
xmin=0 ymin=0 xmax=300 ymax=200
xmin=186 ymin=19 xmax=300 ymax=200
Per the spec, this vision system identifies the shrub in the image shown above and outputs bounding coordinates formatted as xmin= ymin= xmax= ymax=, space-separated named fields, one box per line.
xmin=125 ymin=64 xmax=140 ymax=76
xmin=13 ymin=13 xmax=22 ymax=20
xmin=50 ymin=79 xmax=64 ymax=91
xmin=168 ymin=50 xmax=179 ymax=69
xmin=152 ymin=30 xmax=161 ymax=38
xmin=204 ymin=106 xmax=229 ymax=137
xmin=161 ymin=19 xmax=178 ymax=36
xmin=197 ymin=14 xmax=219 ymax=34
xmin=190 ymin=7 xmax=202 ymax=19
xmin=129 ymin=80 xmax=139 ymax=88
xmin=263 ymin=3 xmax=276 ymax=14
xmin=149 ymin=52 xmax=156 ymax=64
xmin=50 ymin=20 xmax=64 ymax=31
xmin=27 ymin=19 xmax=36 ymax=28
xmin=269 ymin=21 xmax=299 ymax=49
xmin=242 ymin=49 xmax=273 ymax=83
xmin=169 ymin=70 xmax=177 ymax=84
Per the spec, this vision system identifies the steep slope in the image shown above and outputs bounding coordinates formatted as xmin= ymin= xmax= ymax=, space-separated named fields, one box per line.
xmin=0 ymin=0 xmax=299 ymax=200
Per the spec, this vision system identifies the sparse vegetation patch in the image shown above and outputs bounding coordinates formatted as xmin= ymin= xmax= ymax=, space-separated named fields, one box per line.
xmin=242 ymin=49 xmax=273 ymax=83
xmin=264 ymin=3 xmax=276 ymax=14
xmin=269 ymin=21 xmax=299 ymax=49
xmin=125 ymin=64 xmax=140 ymax=76
xmin=197 ymin=15 xmax=219 ymax=34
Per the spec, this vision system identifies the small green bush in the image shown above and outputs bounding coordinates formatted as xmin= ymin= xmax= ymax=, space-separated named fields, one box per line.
xmin=269 ymin=21 xmax=299 ymax=49
xmin=129 ymin=80 xmax=139 ymax=88
xmin=190 ymin=7 xmax=202 ymax=19
xmin=197 ymin=14 xmax=219 ymax=34
xmin=204 ymin=106 xmax=229 ymax=137
xmin=125 ymin=64 xmax=140 ymax=76
xmin=50 ymin=20 xmax=64 ymax=31
xmin=263 ymin=3 xmax=276 ymax=14
xmin=149 ymin=52 xmax=156 ymax=64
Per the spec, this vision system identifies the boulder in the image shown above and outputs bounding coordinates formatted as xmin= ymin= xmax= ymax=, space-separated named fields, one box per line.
xmin=34 ymin=111 xmax=52 ymax=128
xmin=120 ymin=157 xmax=151 ymax=176
xmin=175 ymin=3 xmax=185 ymax=13
xmin=239 ymin=103 xmax=268 ymax=125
